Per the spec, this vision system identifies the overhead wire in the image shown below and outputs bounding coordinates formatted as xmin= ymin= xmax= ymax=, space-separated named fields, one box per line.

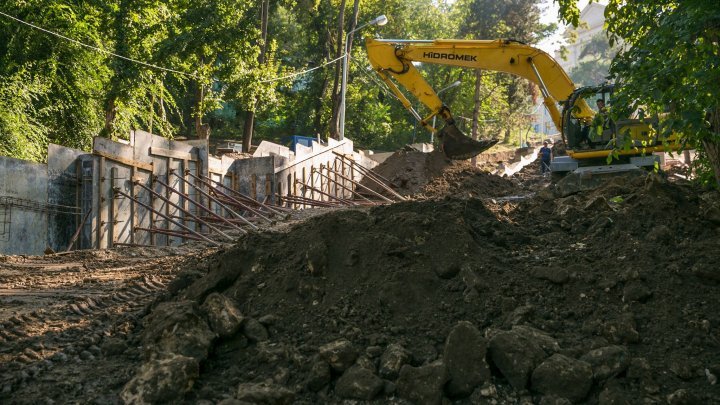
xmin=258 ymin=55 xmax=345 ymax=83
xmin=0 ymin=10 xmax=199 ymax=79
xmin=0 ymin=10 xmax=342 ymax=84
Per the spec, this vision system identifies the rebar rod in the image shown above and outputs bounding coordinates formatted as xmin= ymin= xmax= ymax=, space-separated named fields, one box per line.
xmin=153 ymin=177 xmax=245 ymax=232
xmin=170 ymin=172 xmax=258 ymax=230
xmin=313 ymin=167 xmax=375 ymax=203
xmin=332 ymin=151 xmax=401 ymax=188
xmin=278 ymin=195 xmax=344 ymax=208
xmin=134 ymin=181 xmax=234 ymax=241
xmin=65 ymin=209 xmax=92 ymax=252
xmin=133 ymin=227 xmax=205 ymax=241
xmin=332 ymin=152 xmax=406 ymax=201
xmin=201 ymin=174 xmax=285 ymax=216
xmin=322 ymin=165 xmax=394 ymax=203
xmin=114 ymin=188 xmax=220 ymax=246
xmin=295 ymin=180 xmax=355 ymax=206
xmin=191 ymin=172 xmax=273 ymax=223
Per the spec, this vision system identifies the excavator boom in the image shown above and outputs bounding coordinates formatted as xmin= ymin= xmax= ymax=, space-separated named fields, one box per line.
xmin=365 ymin=38 xmax=595 ymax=159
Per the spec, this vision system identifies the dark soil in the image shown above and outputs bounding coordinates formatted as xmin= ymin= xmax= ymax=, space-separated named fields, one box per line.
xmin=4 ymin=153 xmax=720 ymax=404
xmin=363 ymin=149 xmax=519 ymax=199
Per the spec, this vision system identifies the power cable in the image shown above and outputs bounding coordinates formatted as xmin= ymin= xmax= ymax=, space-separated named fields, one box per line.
xmin=0 ymin=10 xmax=343 ymax=85
xmin=257 ymin=55 xmax=345 ymax=83
xmin=0 ymin=10 xmax=198 ymax=79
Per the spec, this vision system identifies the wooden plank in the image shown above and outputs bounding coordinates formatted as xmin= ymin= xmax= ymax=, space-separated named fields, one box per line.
xmin=96 ymin=157 xmax=104 ymax=249
xmin=182 ymin=159 xmax=188 ymax=242
xmin=166 ymin=157 xmax=171 ymax=247
xmin=109 ymin=167 xmax=117 ymax=248
xmin=93 ymin=149 xmax=153 ymax=171
xmin=265 ymin=174 xmax=272 ymax=204
xmin=149 ymin=146 xmax=197 ymax=161
xmin=130 ymin=166 xmax=135 ymax=245
xmin=251 ymin=174 xmax=258 ymax=201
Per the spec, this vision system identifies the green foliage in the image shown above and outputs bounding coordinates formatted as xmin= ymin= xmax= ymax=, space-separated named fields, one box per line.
xmin=556 ymin=0 xmax=720 ymax=187
xmin=569 ymin=34 xmax=615 ymax=86
xmin=1 ymin=0 xmax=556 ymax=161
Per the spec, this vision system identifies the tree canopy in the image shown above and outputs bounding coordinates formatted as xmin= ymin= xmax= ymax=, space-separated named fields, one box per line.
xmin=0 ymin=0 xmax=557 ymax=162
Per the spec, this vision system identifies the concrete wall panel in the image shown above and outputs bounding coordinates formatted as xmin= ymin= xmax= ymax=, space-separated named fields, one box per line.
xmin=0 ymin=156 xmax=49 ymax=255
xmin=47 ymin=144 xmax=85 ymax=251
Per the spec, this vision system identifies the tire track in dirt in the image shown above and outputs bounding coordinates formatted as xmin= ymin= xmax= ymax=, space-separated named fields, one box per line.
xmin=0 ymin=247 xmax=214 ymax=397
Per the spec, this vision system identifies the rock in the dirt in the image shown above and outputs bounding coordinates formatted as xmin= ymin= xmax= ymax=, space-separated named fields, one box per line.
xmin=216 ymin=399 xmax=252 ymax=405
xmin=669 ymin=359 xmax=696 ymax=380
xmin=666 ymin=388 xmax=702 ymax=405
xmin=539 ymin=396 xmax=573 ymax=405
xmin=334 ymin=366 xmax=384 ymax=400
xmin=141 ymin=301 xmax=215 ymax=360
xmin=100 ymin=338 xmax=127 ymax=356
xmin=622 ymin=281 xmax=652 ymax=303
xmin=319 ymin=339 xmax=358 ymax=373
xmin=598 ymin=385 xmax=632 ymax=405
xmin=378 ymin=343 xmax=411 ymax=380
xmin=121 ymin=354 xmax=199 ymax=404
xmin=531 ymin=354 xmax=593 ymax=403
xmin=355 ymin=355 xmax=377 ymax=372
xmin=443 ymin=321 xmax=491 ymax=398
xmin=626 ymin=357 xmax=652 ymax=381
xmin=433 ymin=262 xmax=461 ymax=279
xmin=242 ymin=318 xmax=269 ymax=343
xmin=488 ymin=326 xmax=559 ymax=390
xmin=235 ymin=382 xmax=295 ymax=405
xmin=396 ymin=360 xmax=448 ymax=405
xmin=692 ymin=262 xmax=720 ymax=282
xmin=532 ymin=266 xmax=570 ymax=284
xmin=579 ymin=345 xmax=630 ymax=380
xmin=305 ymin=357 xmax=331 ymax=392
xmin=305 ymin=242 xmax=328 ymax=276
xmin=601 ymin=313 xmax=640 ymax=344
xmin=200 ymin=293 xmax=244 ymax=338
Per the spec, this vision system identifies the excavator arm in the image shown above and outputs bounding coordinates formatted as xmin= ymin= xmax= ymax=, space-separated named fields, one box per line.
xmin=365 ymin=38 xmax=596 ymax=159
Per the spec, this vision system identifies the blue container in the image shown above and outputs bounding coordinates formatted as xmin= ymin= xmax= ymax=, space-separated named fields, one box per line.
xmin=282 ymin=135 xmax=317 ymax=152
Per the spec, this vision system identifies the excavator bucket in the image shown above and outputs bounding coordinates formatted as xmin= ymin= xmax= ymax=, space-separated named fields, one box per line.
xmin=438 ymin=124 xmax=499 ymax=160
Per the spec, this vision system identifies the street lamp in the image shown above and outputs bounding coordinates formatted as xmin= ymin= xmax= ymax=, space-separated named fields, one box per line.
xmin=430 ymin=80 xmax=462 ymax=143
xmin=339 ymin=14 xmax=388 ymax=140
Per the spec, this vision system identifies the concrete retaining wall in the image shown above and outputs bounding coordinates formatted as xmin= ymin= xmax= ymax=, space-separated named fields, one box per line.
xmin=0 ymin=156 xmax=49 ymax=255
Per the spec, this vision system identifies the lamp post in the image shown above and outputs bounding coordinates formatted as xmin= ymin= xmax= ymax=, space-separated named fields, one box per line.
xmin=430 ymin=80 xmax=462 ymax=143
xmin=339 ymin=14 xmax=388 ymax=140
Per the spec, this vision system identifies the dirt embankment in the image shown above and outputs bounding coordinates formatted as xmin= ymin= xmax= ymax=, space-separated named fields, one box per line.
xmin=3 ymin=151 xmax=720 ymax=404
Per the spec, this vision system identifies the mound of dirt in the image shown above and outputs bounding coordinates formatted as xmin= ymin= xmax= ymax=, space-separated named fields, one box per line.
xmin=364 ymin=150 xmax=455 ymax=196
xmin=364 ymin=149 xmax=517 ymax=199
xmin=421 ymin=163 xmax=518 ymax=199
xmin=4 ymin=151 xmax=720 ymax=404
xmin=116 ymin=173 xmax=720 ymax=404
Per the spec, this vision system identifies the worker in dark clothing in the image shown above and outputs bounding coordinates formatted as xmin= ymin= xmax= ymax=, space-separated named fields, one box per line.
xmin=540 ymin=141 xmax=552 ymax=174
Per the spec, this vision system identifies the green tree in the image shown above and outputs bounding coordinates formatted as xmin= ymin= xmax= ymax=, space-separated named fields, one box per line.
xmin=568 ymin=33 xmax=615 ymax=86
xmin=0 ymin=1 xmax=111 ymax=159
xmin=556 ymin=0 xmax=720 ymax=187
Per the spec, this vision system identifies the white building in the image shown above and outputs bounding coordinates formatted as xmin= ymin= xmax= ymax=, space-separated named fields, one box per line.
xmin=532 ymin=1 xmax=608 ymax=136
xmin=555 ymin=2 xmax=608 ymax=72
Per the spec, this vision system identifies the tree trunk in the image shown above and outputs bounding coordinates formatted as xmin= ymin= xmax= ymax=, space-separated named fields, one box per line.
xmin=103 ymin=98 xmax=116 ymax=138
xmin=194 ymin=81 xmax=206 ymax=139
xmin=329 ymin=0 xmax=347 ymax=140
xmin=242 ymin=0 xmax=270 ymax=152
xmin=703 ymin=107 xmax=720 ymax=188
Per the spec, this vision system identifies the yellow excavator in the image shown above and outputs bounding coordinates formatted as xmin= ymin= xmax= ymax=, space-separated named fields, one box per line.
xmin=365 ymin=38 xmax=679 ymax=172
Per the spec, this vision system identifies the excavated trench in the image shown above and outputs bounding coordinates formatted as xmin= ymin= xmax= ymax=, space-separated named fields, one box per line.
xmin=2 ymin=149 xmax=720 ymax=404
